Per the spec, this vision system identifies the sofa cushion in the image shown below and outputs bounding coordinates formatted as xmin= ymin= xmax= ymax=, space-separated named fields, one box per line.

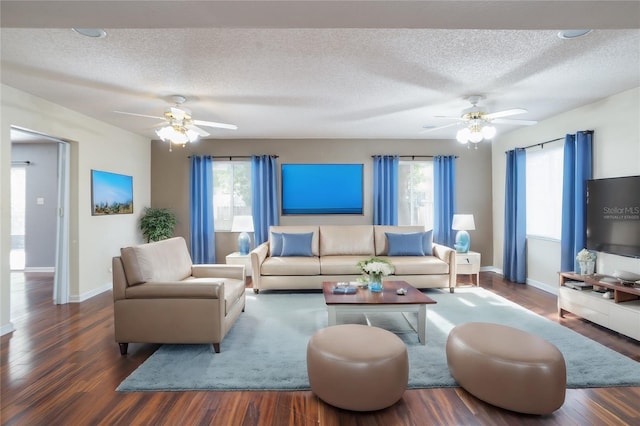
xmin=384 ymin=256 xmax=450 ymax=275
xmin=261 ymin=256 xmax=320 ymax=276
xmin=386 ymin=232 xmax=425 ymax=256
xmin=319 ymin=225 xmax=375 ymax=256
xmin=281 ymin=232 xmax=314 ymax=257
xmin=320 ymin=255 xmax=369 ymax=275
xmin=120 ymin=237 xmax=193 ymax=286
xmin=271 ymin=232 xmax=284 ymax=256
xmin=374 ymin=226 xmax=426 ymax=256
xmin=269 ymin=226 xmax=320 ymax=256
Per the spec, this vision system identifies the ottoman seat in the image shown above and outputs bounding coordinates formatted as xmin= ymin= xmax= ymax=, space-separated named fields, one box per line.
xmin=307 ymin=324 xmax=408 ymax=411
xmin=446 ymin=322 xmax=566 ymax=415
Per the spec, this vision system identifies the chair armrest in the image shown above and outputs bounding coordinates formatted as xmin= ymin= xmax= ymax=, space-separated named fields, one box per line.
xmin=126 ymin=280 xmax=224 ymax=299
xmin=192 ymin=264 xmax=245 ymax=281
xmin=112 ymin=257 xmax=128 ymax=301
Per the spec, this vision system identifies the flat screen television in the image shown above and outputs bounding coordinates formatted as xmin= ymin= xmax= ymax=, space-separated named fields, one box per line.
xmin=586 ymin=175 xmax=640 ymax=258
xmin=281 ymin=164 xmax=363 ymax=215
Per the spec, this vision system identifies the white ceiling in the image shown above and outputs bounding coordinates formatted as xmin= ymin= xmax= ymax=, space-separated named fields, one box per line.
xmin=2 ymin=1 xmax=639 ymax=142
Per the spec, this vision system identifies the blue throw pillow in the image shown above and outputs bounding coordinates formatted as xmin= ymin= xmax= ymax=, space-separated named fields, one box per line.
xmin=271 ymin=232 xmax=283 ymax=257
xmin=281 ymin=232 xmax=314 ymax=257
xmin=386 ymin=232 xmax=425 ymax=256
xmin=422 ymin=230 xmax=434 ymax=256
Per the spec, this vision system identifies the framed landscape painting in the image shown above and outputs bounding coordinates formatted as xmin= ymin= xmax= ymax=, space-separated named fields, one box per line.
xmin=91 ymin=169 xmax=133 ymax=215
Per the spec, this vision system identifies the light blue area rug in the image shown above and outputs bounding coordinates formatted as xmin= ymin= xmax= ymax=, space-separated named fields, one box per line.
xmin=117 ymin=287 xmax=640 ymax=392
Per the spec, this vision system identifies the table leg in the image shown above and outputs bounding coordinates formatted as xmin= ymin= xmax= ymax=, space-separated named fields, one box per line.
xmin=328 ymin=306 xmax=337 ymax=326
xmin=418 ymin=305 xmax=426 ymax=345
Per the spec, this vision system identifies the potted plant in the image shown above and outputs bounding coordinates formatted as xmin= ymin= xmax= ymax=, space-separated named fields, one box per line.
xmin=139 ymin=207 xmax=177 ymax=242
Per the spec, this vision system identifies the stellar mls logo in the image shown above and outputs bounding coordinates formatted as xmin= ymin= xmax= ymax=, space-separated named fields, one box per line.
xmin=603 ymin=205 xmax=640 ymax=220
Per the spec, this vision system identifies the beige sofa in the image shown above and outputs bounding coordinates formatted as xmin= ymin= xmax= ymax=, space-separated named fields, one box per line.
xmin=112 ymin=237 xmax=246 ymax=354
xmin=250 ymin=225 xmax=456 ymax=293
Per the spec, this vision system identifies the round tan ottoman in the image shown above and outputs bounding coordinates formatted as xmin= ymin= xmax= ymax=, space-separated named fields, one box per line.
xmin=306 ymin=324 xmax=408 ymax=411
xmin=446 ymin=322 xmax=566 ymax=415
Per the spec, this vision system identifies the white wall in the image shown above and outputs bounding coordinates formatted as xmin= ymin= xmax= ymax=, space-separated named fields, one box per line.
xmin=1 ymin=84 xmax=151 ymax=335
xmin=492 ymin=87 xmax=640 ymax=293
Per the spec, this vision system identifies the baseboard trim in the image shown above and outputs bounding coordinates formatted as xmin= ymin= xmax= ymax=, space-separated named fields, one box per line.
xmin=70 ymin=283 xmax=111 ymax=303
xmin=526 ymin=278 xmax=557 ymax=295
xmin=0 ymin=322 xmax=16 ymax=336
xmin=480 ymin=267 xmax=556 ymax=295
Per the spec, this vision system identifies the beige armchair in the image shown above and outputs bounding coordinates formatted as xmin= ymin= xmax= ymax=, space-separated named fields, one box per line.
xmin=112 ymin=237 xmax=246 ymax=355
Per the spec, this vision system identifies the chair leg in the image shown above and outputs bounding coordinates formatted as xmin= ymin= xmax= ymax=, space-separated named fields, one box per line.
xmin=213 ymin=343 xmax=220 ymax=353
xmin=119 ymin=343 xmax=129 ymax=355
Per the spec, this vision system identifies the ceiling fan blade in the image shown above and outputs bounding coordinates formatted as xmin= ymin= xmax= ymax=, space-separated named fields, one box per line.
xmin=193 ymin=119 xmax=238 ymax=130
xmin=185 ymin=124 xmax=210 ymax=137
xmin=113 ymin=111 xmax=164 ymax=120
xmin=434 ymin=115 xmax=464 ymax=121
xmin=485 ymin=108 xmax=527 ymax=120
xmin=492 ymin=118 xmax=538 ymax=126
xmin=420 ymin=122 xmax=460 ymax=134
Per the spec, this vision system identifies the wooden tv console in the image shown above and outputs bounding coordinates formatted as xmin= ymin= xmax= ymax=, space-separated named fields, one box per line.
xmin=558 ymin=272 xmax=640 ymax=341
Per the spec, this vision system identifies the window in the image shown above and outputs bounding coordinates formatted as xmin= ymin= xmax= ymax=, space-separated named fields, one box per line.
xmin=525 ymin=144 xmax=564 ymax=239
xmin=213 ymin=161 xmax=251 ymax=231
xmin=398 ymin=161 xmax=434 ymax=228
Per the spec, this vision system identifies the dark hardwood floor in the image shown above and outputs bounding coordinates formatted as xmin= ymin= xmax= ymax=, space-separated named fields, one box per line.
xmin=1 ymin=272 xmax=639 ymax=425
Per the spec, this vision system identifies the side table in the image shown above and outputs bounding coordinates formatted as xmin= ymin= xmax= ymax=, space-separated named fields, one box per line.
xmin=225 ymin=252 xmax=252 ymax=275
xmin=455 ymin=251 xmax=481 ymax=286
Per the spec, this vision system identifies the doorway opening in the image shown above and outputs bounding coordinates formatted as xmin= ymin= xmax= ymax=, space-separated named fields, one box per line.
xmin=10 ymin=127 xmax=70 ymax=307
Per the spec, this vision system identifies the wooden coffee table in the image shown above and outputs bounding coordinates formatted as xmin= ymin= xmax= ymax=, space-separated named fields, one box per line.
xmin=322 ymin=280 xmax=437 ymax=344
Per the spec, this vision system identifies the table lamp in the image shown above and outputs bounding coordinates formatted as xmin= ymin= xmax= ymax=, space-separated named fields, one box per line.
xmin=452 ymin=214 xmax=475 ymax=253
xmin=231 ymin=215 xmax=254 ymax=255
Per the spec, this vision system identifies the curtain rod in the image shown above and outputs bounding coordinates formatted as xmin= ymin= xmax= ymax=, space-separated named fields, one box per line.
xmin=517 ymin=130 xmax=594 ymax=151
xmin=11 ymin=160 xmax=32 ymax=165
xmin=371 ymin=155 xmax=459 ymax=159
xmin=187 ymin=155 xmax=278 ymax=160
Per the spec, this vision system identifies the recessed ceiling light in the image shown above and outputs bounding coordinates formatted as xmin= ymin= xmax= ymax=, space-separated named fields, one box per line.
xmin=557 ymin=30 xmax=592 ymax=40
xmin=72 ymin=28 xmax=107 ymax=38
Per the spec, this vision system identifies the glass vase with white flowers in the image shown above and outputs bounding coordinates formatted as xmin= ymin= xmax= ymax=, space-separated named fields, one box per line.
xmin=576 ymin=249 xmax=596 ymax=275
xmin=356 ymin=257 xmax=395 ymax=292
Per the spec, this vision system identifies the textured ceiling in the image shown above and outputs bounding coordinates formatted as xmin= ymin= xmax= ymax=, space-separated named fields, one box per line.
xmin=2 ymin=1 xmax=639 ymax=142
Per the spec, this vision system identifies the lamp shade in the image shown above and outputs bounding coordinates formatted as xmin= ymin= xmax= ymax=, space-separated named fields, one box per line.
xmin=231 ymin=215 xmax=254 ymax=232
xmin=232 ymin=215 xmax=254 ymax=255
xmin=452 ymin=214 xmax=476 ymax=231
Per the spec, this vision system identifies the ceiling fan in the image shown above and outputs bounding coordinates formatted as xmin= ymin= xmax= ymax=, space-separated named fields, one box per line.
xmin=421 ymin=95 xmax=537 ymax=145
xmin=115 ymin=95 xmax=237 ymax=149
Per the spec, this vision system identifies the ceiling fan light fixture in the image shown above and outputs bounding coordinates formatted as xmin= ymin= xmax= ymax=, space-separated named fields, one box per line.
xmin=482 ymin=125 xmax=497 ymax=139
xmin=469 ymin=131 xmax=484 ymax=143
xmin=457 ymin=128 xmax=471 ymax=143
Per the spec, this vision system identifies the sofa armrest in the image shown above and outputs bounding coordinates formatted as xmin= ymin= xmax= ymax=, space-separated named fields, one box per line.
xmin=250 ymin=242 xmax=269 ymax=290
xmin=112 ymin=257 xmax=128 ymax=301
xmin=432 ymin=243 xmax=457 ymax=287
xmin=192 ymin=264 xmax=245 ymax=281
